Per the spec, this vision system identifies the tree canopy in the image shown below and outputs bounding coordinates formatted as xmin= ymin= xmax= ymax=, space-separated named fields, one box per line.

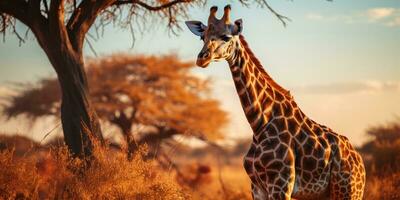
xmin=359 ymin=120 xmax=400 ymax=175
xmin=3 ymin=54 xmax=228 ymax=155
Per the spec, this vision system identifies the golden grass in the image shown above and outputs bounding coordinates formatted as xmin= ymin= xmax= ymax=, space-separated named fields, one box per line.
xmin=0 ymin=146 xmax=186 ymax=200
xmin=364 ymin=172 xmax=400 ymax=200
xmin=1 ymin=135 xmax=399 ymax=200
xmin=186 ymin=164 xmax=252 ymax=200
xmin=0 ymin=150 xmax=40 ymax=199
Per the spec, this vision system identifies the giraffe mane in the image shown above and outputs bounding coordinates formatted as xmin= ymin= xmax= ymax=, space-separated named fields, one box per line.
xmin=238 ymin=35 xmax=291 ymax=98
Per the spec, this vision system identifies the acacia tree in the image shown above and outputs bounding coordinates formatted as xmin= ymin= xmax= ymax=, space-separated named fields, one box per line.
xmin=0 ymin=0 xmax=289 ymax=158
xmin=3 ymin=54 xmax=228 ymax=158
xmin=359 ymin=120 xmax=400 ymax=175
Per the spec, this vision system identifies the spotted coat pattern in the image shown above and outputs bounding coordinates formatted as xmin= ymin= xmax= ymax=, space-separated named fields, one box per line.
xmin=185 ymin=5 xmax=366 ymax=200
xmin=227 ymin=36 xmax=366 ymax=200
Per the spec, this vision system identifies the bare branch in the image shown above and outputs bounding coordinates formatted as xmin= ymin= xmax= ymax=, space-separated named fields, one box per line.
xmin=259 ymin=0 xmax=291 ymax=27
xmin=67 ymin=0 xmax=116 ymax=52
xmin=48 ymin=0 xmax=70 ymax=45
xmin=85 ymin=37 xmax=98 ymax=57
xmin=133 ymin=0 xmax=192 ymax=11
xmin=73 ymin=0 xmax=77 ymax=10
xmin=0 ymin=0 xmax=47 ymax=44
xmin=28 ymin=0 xmax=42 ymax=16
xmin=43 ymin=0 xmax=49 ymax=14
xmin=0 ymin=0 xmax=32 ymax=28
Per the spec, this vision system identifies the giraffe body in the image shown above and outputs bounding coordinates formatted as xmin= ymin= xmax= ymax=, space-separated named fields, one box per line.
xmin=185 ymin=5 xmax=365 ymax=200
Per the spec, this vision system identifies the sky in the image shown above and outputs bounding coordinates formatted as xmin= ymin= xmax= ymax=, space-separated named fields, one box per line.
xmin=0 ymin=0 xmax=399 ymax=146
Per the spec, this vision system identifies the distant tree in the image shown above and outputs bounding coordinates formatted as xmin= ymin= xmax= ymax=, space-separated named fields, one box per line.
xmin=0 ymin=0 xmax=289 ymax=158
xmin=359 ymin=119 xmax=400 ymax=175
xmin=230 ymin=138 xmax=251 ymax=157
xmin=2 ymin=54 xmax=228 ymax=158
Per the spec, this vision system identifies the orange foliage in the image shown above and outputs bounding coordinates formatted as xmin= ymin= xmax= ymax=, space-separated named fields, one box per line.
xmin=3 ymin=54 xmax=228 ymax=153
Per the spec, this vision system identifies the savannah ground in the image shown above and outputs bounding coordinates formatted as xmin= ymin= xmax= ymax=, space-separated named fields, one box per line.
xmin=1 ymin=120 xmax=400 ymax=200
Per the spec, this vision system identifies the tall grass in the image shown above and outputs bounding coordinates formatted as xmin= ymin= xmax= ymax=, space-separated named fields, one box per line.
xmin=0 ymin=145 xmax=187 ymax=200
xmin=364 ymin=172 xmax=400 ymax=200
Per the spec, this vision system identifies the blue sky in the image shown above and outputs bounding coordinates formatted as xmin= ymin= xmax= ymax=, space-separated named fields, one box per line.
xmin=0 ymin=0 xmax=399 ymax=145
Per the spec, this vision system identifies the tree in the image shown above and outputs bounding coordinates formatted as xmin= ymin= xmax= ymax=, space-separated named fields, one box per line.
xmin=0 ymin=0 xmax=289 ymax=158
xmin=2 ymin=54 xmax=228 ymax=158
xmin=358 ymin=120 xmax=400 ymax=175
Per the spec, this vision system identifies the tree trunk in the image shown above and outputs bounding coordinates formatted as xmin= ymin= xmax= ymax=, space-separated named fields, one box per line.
xmin=46 ymin=48 xmax=104 ymax=158
xmin=126 ymin=133 xmax=138 ymax=160
xmin=110 ymin=114 xmax=137 ymax=159
xmin=0 ymin=0 xmax=106 ymax=159
xmin=116 ymin=122 xmax=137 ymax=159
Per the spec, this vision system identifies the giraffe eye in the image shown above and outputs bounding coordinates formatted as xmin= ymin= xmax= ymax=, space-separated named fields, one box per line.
xmin=220 ymin=35 xmax=232 ymax=42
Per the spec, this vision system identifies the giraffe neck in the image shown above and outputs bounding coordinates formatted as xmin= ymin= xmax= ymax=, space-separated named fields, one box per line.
xmin=226 ymin=35 xmax=293 ymax=134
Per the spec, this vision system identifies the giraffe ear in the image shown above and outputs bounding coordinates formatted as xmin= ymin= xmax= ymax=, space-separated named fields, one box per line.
xmin=185 ymin=21 xmax=207 ymax=37
xmin=232 ymin=19 xmax=243 ymax=35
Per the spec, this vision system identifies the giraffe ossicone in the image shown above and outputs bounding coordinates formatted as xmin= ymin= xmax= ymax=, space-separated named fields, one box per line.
xmin=185 ymin=5 xmax=366 ymax=200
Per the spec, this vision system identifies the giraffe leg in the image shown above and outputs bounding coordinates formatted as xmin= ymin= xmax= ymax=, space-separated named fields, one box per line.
xmin=262 ymin=149 xmax=296 ymax=200
xmin=263 ymin=167 xmax=295 ymax=200
xmin=330 ymin=139 xmax=366 ymax=200
xmin=251 ymin=183 xmax=267 ymax=200
xmin=329 ymin=156 xmax=365 ymax=200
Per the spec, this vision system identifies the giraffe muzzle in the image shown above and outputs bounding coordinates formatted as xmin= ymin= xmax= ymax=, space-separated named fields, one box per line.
xmin=198 ymin=51 xmax=210 ymax=59
xmin=196 ymin=51 xmax=211 ymax=67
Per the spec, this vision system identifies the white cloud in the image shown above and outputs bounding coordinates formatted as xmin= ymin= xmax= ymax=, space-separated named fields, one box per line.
xmin=367 ymin=8 xmax=395 ymax=20
xmin=293 ymin=80 xmax=400 ymax=94
xmin=305 ymin=13 xmax=324 ymax=21
xmin=367 ymin=8 xmax=400 ymax=27
xmin=386 ymin=17 xmax=400 ymax=27
xmin=305 ymin=7 xmax=400 ymax=27
xmin=305 ymin=12 xmax=356 ymax=24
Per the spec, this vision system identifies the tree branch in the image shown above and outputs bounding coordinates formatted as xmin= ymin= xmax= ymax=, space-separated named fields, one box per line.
xmin=113 ymin=0 xmax=192 ymax=11
xmin=67 ymin=0 xmax=116 ymax=52
xmin=67 ymin=0 xmax=191 ymax=50
xmin=0 ymin=0 xmax=48 ymax=46
xmin=43 ymin=0 xmax=49 ymax=14
xmin=259 ymin=0 xmax=291 ymax=27
xmin=0 ymin=0 xmax=32 ymax=28
xmin=28 ymin=0 xmax=42 ymax=17
xmin=27 ymin=0 xmax=48 ymax=32
xmin=135 ymin=0 xmax=191 ymax=11
xmin=48 ymin=0 xmax=69 ymax=44
xmin=138 ymin=126 xmax=178 ymax=145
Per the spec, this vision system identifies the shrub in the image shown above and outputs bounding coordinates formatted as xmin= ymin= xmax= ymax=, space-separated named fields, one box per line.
xmin=0 ymin=145 xmax=187 ymax=200
xmin=364 ymin=172 xmax=400 ymax=200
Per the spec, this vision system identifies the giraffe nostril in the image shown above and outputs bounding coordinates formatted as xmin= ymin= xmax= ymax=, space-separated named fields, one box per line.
xmin=198 ymin=51 xmax=210 ymax=59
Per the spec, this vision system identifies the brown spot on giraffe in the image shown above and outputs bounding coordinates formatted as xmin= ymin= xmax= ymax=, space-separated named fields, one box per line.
xmin=186 ymin=5 xmax=365 ymax=200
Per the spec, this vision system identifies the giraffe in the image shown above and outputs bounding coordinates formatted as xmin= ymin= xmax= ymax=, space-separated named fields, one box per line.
xmin=185 ymin=5 xmax=366 ymax=200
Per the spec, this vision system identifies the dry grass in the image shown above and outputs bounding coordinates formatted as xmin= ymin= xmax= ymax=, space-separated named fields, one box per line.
xmin=184 ymin=163 xmax=252 ymax=200
xmin=2 ymin=132 xmax=400 ymax=200
xmin=0 ymin=145 xmax=186 ymax=200
xmin=0 ymin=142 xmax=251 ymax=200
xmin=364 ymin=172 xmax=400 ymax=200
xmin=0 ymin=150 xmax=40 ymax=199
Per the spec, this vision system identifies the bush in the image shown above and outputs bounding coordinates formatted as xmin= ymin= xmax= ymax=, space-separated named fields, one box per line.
xmin=0 ymin=150 xmax=40 ymax=199
xmin=0 ymin=145 xmax=187 ymax=200
xmin=359 ymin=120 xmax=400 ymax=175
xmin=364 ymin=172 xmax=400 ymax=200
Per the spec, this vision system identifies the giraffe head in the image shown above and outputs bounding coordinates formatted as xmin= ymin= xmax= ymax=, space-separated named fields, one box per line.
xmin=185 ymin=5 xmax=243 ymax=68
